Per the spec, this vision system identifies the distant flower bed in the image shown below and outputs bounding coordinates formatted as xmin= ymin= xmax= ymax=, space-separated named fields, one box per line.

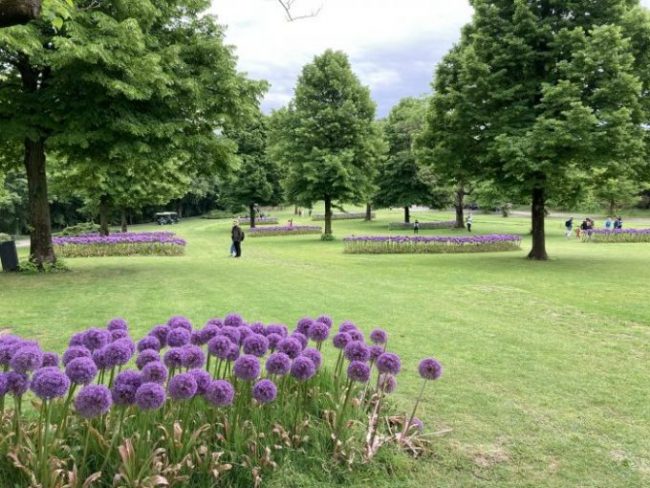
xmin=343 ymin=234 xmax=522 ymax=254
xmin=239 ymin=217 xmax=279 ymax=225
xmin=591 ymin=228 xmax=650 ymax=243
xmin=52 ymin=232 xmax=186 ymax=257
xmin=388 ymin=221 xmax=456 ymax=230
xmin=312 ymin=212 xmax=374 ymax=221
xmin=0 ymin=314 xmax=442 ymax=486
xmin=249 ymin=225 xmax=322 ymax=237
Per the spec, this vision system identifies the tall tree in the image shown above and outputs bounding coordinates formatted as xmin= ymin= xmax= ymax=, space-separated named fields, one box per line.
xmin=0 ymin=0 xmax=40 ymax=28
xmin=457 ymin=0 xmax=649 ymax=259
xmin=277 ymin=49 xmax=378 ymax=237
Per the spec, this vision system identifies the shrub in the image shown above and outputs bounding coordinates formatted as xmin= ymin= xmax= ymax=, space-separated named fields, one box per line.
xmin=591 ymin=228 xmax=650 ymax=243
xmin=343 ymin=234 xmax=522 ymax=254
xmin=0 ymin=315 xmax=442 ymax=486
xmin=312 ymin=213 xmax=374 ymax=221
xmin=201 ymin=209 xmax=236 ymax=220
xmin=239 ymin=217 xmax=279 ymax=225
xmin=0 ymin=233 xmax=12 ymax=243
xmin=388 ymin=221 xmax=456 ymax=230
xmin=52 ymin=232 xmax=186 ymax=257
xmin=248 ymin=225 xmax=322 ymax=237
xmin=18 ymin=259 xmax=70 ymax=273
xmin=59 ymin=222 xmax=101 ymax=236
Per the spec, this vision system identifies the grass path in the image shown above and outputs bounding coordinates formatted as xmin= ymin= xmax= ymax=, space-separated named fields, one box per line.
xmin=1 ymin=209 xmax=649 ymax=487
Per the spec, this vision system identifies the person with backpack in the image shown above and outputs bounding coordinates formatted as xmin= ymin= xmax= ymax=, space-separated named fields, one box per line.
xmin=231 ymin=220 xmax=245 ymax=258
xmin=466 ymin=213 xmax=473 ymax=232
xmin=413 ymin=219 xmax=420 ymax=234
xmin=565 ymin=217 xmax=574 ymax=238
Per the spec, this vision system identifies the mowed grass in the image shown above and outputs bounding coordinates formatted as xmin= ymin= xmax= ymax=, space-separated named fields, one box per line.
xmin=1 ymin=208 xmax=649 ymax=487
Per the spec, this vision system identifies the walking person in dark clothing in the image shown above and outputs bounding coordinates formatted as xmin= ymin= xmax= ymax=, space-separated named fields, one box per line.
xmin=231 ymin=220 xmax=245 ymax=258
xmin=413 ymin=219 xmax=420 ymax=234
xmin=466 ymin=213 xmax=473 ymax=232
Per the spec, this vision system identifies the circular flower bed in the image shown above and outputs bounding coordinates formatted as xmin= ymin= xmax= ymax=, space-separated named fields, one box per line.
xmin=52 ymin=232 xmax=186 ymax=257
xmin=248 ymin=225 xmax=322 ymax=237
xmin=590 ymin=228 xmax=650 ymax=243
xmin=343 ymin=234 xmax=522 ymax=253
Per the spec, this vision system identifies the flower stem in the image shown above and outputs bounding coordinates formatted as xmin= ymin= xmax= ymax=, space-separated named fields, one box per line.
xmin=405 ymin=379 xmax=427 ymax=435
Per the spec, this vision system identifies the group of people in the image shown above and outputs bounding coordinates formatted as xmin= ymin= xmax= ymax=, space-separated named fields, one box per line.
xmin=564 ymin=216 xmax=623 ymax=240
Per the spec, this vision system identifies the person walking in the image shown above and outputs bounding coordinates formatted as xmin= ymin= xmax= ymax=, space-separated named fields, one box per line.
xmin=565 ymin=217 xmax=574 ymax=238
xmin=466 ymin=213 xmax=473 ymax=232
xmin=605 ymin=216 xmax=613 ymax=232
xmin=413 ymin=219 xmax=420 ymax=234
xmin=614 ymin=216 xmax=623 ymax=230
xmin=231 ymin=220 xmax=245 ymax=258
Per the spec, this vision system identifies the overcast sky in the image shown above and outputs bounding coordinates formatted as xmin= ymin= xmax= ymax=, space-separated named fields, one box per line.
xmin=211 ymin=0 xmax=650 ymax=118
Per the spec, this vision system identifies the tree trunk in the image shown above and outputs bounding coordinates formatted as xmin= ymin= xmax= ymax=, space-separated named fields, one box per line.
xmin=0 ymin=0 xmax=41 ymax=28
xmin=23 ymin=137 xmax=55 ymax=267
xmin=365 ymin=203 xmax=372 ymax=221
xmin=324 ymin=195 xmax=333 ymax=235
xmin=608 ymin=200 xmax=615 ymax=217
xmin=249 ymin=203 xmax=256 ymax=228
xmin=176 ymin=200 xmax=183 ymax=218
xmin=528 ymin=187 xmax=548 ymax=260
xmin=99 ymin=196 xmax=110 ymax=236
xmin=403 ymin=206 xmax=410 ymax=224
xmin=454 ymin=187 xmax=465 ymax=229
xmin=294 ymin=205 xmax=299 ymax=215
xmin=120 ymin=208 xmax=128 ymax=233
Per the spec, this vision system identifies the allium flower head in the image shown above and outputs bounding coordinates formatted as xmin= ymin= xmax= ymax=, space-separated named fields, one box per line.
xmin=107 ymin=317 xmax=128 ymax=332
xmin=62 ymin=346 xmax=92 ymax=366
xmin=238 ymin=326 xmax=253 ymax=342
xmin=277 ymin=337 xmax=302 ymax=359
xmin=0 ymin=344 xmax=15 ymax=367
xmin=265 ymin=324 xmax=287 ymax=337
xmin=332 ymin=332 xmax=352 ymax=349
xmin=243 ymin=334 xmax=269 ymax=357
xmin=83 ymin=328 xmax=111 ymax=351
xmin=307 ymin=322 xmax=329 ymax=342
xmin=233 ymin=354 xmax=260 ymax=381
xmin=409 ymin=417 xmax=424 ymax=433
xmin=181 ymin=345 xmax=205 ymax=369
xmin=265 ymin=352 xmax=291 ymax=376
xmin=291 ymin=332 xmax=308 ymax=350
xmin=198 ymin=324 xmax=220 ymax=344
xmin=6 ymin=372 xmax=29 ymax=396
xmin=0 ymin=373 xmax=8 ymax=396
xmin=142 ymin=362 xmax=168 ymax=384
xmin=167 ymin=328 xmax=191 ymax=347
xmin=167 ymin=315 xmax=192 ymax=332
xmin=42 ymin=352 xmax=60 ymax=368
xmin=168 ymin=373 xmax=198 ymax=400
xmin=266 ymin=333 xmax=282 ymax=350
xmin=301 ymin=348 xmax=322 ymax=369
xmin=370 ymin=328 xmax=388 ymax=345
xmin=190 ymin=331 xmax=203 ymax=345
xmin=369 ymin=345 xmax=384 ymax=361
xmin=65 ymin=357 xmax=98 ymax=385
xmin=136 ymin=350 xmax=160 ymax=370
xmin=92 ymin=349 xmax=108 ymax=370
xmin=224 ymin=313 xmax=244 ymax=327
xmin=296 ymin=317 xmax=314 ymax=335
xmin=189 ymin=369 xmax=211 ymax=395
xmin=204 ymin=318 xmax=224 ymax=329
xmin=249 ymin=322 xmax=265 ymax=335
xmin=338 ymin=321 xmax=357 ymax=333
xmin=376 ymin=353 xmax=401 ymax=375
xmin=31 ymin=367 xmax=70 ymax=400
xmin=135 ymin=382 xmax=166 ymax=410
xmin=112 ymin=383 xmax=137 ymax=406
xmin=290 ymin=356 xmax=316 ymax=382
xmin=349 ymin=330 xmax=364 ymax=342
xmin=226 ymin=344 xmax=240 ymax=362
xmin=111 ymin=330 xmax=128 ymax=342
xmin=418 ymin=358 xmax=443 ymax=380
xmin=148 ymin=325 xmax=170 ymax=348
xmin=252 ymin=379 xmax=277 ymax=404
xmin=315 ymin=315 xmax=333 ymax=328
xmin=205 ymin=380 xmax=234 ymax=406
xmin=137 ymin=336 xmax=161 ymax=352
xmin=10 ymin=346 xmax=43 ymax=373
xmin=75 ymin=385 xmax=112 ymax=418
xmin=207 ymin=335 xmax=233 ymax=360
xmin=114 ymin=370 xmax=143 ymax=390
xmin=378 ymin=373 xmax=397 ymax=394
xmin=344 ymin=341 xmax=370 ymax=362
xmin=68 ymin=332 xmax=86 ymax=347
xmin=163 ymin=348 xmax=185 ymax=369
xmin=220 ymin=326 xmax=241 ymax=345
xmin=347 ymin=361 xmax=371 ymax=383
xmin=103 ymin=339 xmax=135 ymax=367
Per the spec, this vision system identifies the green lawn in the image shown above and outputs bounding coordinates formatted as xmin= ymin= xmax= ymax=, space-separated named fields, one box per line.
xmin=1 ymin=209 xmax=649 ymax=487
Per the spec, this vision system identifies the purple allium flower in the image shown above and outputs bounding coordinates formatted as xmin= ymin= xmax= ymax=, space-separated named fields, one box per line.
xmin=233 ymin=354 xmax=260 ymax=381
xmin=291 ymin=333 xmax=308 ymax=350
xmin=31 ymin=367 xmax=70 ymax=400
xmin=226 ymin=344 xmax=240 ymax=362
xmin=114 ymin=370 xmax=143 ymax=390
xmin=92 ymin=349 xmax=108 ymax=370
xmin=220 ymin=326 xmax=241 ymax=346
xmin=409 ymin=417 xmax=424 ymax=433
xmin=107 ymin=317 xmax=128 ymax=331
xmin=190 ymin=331 xmax=203 ymax=346
xmin=181 ymin=345 xmax=205 ymax=369
xmin=111 ymin=330 xmax=128 ymax=342
xmin=0 ymin=373 xmax=8 ymax=396
xmin=349 ymin=330 xmax=364 ymax=342
xmin=308 ymin=322 xmax=329 ymax=343
xmin=332 ymin=332 xmax=352 ymax=349
xmin=344 ymin=341 xmax=370 ymax=362
xmin=378 ymin=373 xmax=397 ymax=394
xmin=249 ymin=322 xmax=265 ymax=335
xmin=135 ymin=382 xmax=166 ymax=410
xmin=75 ymin=385 xmax=112 ymax=418
xmin=266 ymin=333 xmax=282 ymax=351
xmin=205 ymin=380 xmax=234 ymax=407
xmin=243 ymin=334 xmax=269 ymax=357
xmin=204 ymin=318 xmax=224 ymax=329
xmin=168 ymin=373 xmax=198 ymax=400
xmin=148 ymin=325 xmax=170 ymax=348
xmin=42 ymin=352 xmax=60 ymax=368
xmin=265 ymin=352 xmax=291 ymax=376
xmin=163 ymin=348 xmax=185 ymax=369
xmin=65 ymin=357 xmax=98 ymax=385
xmin=238 ymin=326 xmax=252 ymax=342
xmin=0 ymin=343 xmax=15 ymax=366
xmin=265 ymin=324 xmax=287 ymax=337
xmin=370 ymin=328 xmax=387 ymax=345
xmin=111 ymin=382 xmax=137 ymax=406
xmin=62 ymin=346 xmax=92 ymax=366
xmin=83 ymin=328 xmax=111 ymax=351
xmin=167 ymin=315 xmax=192 ymax=332
xmin=296 ymin=317 xmax=314 ymax=335
xmin=301 ymin=348 xmax=322 ymax=369
xmin=315 ymin=315 xmax=333 ymax=328
xmin=189 ymin=369 xmax=211 ymax=395
xmin=347 ymin=361 xmax=371 ymax=383
xmin=290 ymin=356 xmax=316 ymax=382
xmin=200 ymin=324 xmax=221 ymax=342
xmin=103 ymin=339 xmax=135 ymax=368
xmin=136 ymin=350 xmax=160 ymax=370
xmin=141 ymin=361 xmax=168 ymax=384
xmin=137 ymin=336 xmax=161 ymax=352
xmin=252 ymin=379 xmax=277 ymax=404
xmin=10 ymin=346 xmax=43 ymax=373
xmin=68 ymin=332 xmax=86 ymax=347
xmin=277 ymin=337 xmax=302 ymax=359
xmin=369 ymin=345 xmax=384 ymax=361
xmin=6 ymin=372 xmax=29 ymax=396
xmin=339 ymin=321 xmax=357 ymax=333
xmin=376 ymin=353 xmax=401 ymax=375
xmin=167 ymin=328 xmax=191 ymax=348
xmin=418 ymin=358 xmax=443 ymax=380
xmin=224 ymin=313 xmax=244 ymax=327
xmin=208 ymin=335 xmax=233 ymax=360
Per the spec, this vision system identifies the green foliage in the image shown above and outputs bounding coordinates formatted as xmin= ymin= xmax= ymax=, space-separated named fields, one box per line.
xmin=201 ymin=209 xmax=238 ymax=220
xmin=59 ymin=222 xmax=100 ymax=236
xmin=17 ymin=257 xmax=69 ymax=273
xmin=320 ymin=233 xmax=335 ymax=241
xmin=0 ymin=232 xmax=12 ymax=242
xmin=0 ymin=169 xmax=28 ymax=234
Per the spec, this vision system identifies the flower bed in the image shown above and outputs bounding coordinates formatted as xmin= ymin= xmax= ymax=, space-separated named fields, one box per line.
xmin=239 ymin=217 xmax=279 ymax=225
xmin=0 ymin=314 xmax=442 ymax=486
xmin=52 ymin=232 xmax=186 ymax=257
xmin=343 ymin=234 xmax=522 ymax=254
xmin=248 ymin=225 xmax=322 ymax=237
xmin=312 ymin=212 xmax=374 ymax=221
xmin=388 ymin=221 xmax=457 ymax=230
xmin=591 ymin=228 xmax=650 ymax=243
